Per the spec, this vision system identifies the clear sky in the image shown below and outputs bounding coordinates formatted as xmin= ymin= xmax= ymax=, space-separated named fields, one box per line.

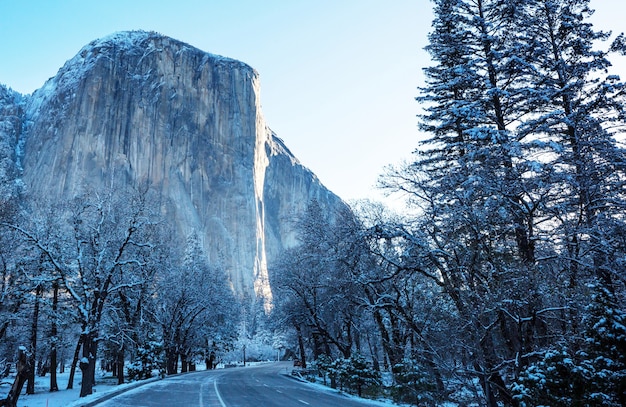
xmin=1 ymin=1 xmax=624 ymax=206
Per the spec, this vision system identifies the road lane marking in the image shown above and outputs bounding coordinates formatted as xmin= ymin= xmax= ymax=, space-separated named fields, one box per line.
xmin=298 ymin=400 xmax=310 ymax=405
xmin=199 ymin=380 xmax=204 ymax=407
xmin=214 ymin=379 xmax=227 ymax=407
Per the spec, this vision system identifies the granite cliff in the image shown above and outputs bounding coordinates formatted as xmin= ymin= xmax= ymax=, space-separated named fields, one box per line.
xmin=1 ymin=31 xmax=346 ymax=308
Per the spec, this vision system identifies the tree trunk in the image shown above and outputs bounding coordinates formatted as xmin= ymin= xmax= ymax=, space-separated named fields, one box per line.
xmin=181 ymin=353 xmax=188 ymax=373
xmin=26 ymin=284 xmax=42 ymax=395
xmin=423 ymin=355 xmax=445 ymax=397
xmin=67 ymin=335 xmax=82 ymax=389
xmin=206 ymin=351 xmax=215 ymax=370
xmin=295 ymin=324 xmax=307 ymax=369
xmin=49 ymin=282 xmax=59 ymax=392
xmin=478 ymin=332 xmax=514 ymax=407
xmin=2 ymin=348 xmax=32 ymax=407
xmin=165 ymin=347 xmax=177 ymax=375
xmin=373 ymin=307 xmax=399 ymax=369
xmin=477 ymin=367 xmax=498 ymax=407
xmin=116 ymin=345 xmax=125 ymax=385
xmin=79 ymin=332 xmax=98 ymax=397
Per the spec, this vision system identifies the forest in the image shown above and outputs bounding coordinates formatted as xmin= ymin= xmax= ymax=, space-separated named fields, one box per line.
xmin=271 ymin=0 xmax=626 ymax=405
xmin=1 ymin=0 xmax=625 ymax=406
xmin=0 ymin=187 xmax=241 ymax=402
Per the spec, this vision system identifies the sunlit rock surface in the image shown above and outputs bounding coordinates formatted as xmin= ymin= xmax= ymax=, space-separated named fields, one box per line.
xmin=10 ymin=31 xmax=345 ymax=307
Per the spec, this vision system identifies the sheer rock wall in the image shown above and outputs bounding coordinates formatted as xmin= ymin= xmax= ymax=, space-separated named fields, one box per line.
xmin=11 ymin=31 xmax=345 ymax=306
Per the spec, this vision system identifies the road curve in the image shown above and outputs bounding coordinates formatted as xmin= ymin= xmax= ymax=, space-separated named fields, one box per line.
xmin=96 ymin=362 xmax=390 ymax=407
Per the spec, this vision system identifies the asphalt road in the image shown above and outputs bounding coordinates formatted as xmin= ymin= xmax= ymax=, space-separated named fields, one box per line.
xmin=96 ymin=362 xmax=389 ymax=407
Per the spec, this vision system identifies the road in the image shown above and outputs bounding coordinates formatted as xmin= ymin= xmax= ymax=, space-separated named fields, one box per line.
xmin=96 ymin=362 xmax=389 ymax=407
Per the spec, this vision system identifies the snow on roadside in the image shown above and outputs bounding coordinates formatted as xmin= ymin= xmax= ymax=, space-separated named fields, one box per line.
xmin=9 ymin=368 xmax=159 ymax=407
xmin=286 ymin=371 xmax=400 ymax=407
xmin=13 ymin=371 xmax=114 ymax=407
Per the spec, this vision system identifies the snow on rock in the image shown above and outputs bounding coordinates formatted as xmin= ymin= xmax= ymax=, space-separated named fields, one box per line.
xmin=16 ymin=30 xmax=347 ymax=307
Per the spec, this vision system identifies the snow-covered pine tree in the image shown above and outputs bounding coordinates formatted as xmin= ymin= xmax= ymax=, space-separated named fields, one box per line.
xmin=516 ymin=0 xmax=626 ymax=292
xmin=383 ymin=0 xmax=545 ymax=404
xmin=512 ymin=283 xmax=626 ymax=406
xmin=383 ymin=0 xmax=626 ymax=405
xmin=582 ymin=283 xmax=626 ymax=405
xmin=509 ymin=2 xmax=626 ymax=402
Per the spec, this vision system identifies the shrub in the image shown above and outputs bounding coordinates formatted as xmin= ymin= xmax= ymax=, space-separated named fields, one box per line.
xmin=127 ymin=339 xmax=164 ymax=381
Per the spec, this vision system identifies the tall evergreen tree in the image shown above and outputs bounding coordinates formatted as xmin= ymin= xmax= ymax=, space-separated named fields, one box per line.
xmin=384 ymin=0 xmax=542 ymax=404
xmin=516 ymin=0 xmax=626 ymax=291
xmin=511 ymin=6 xmax=626 ymax=403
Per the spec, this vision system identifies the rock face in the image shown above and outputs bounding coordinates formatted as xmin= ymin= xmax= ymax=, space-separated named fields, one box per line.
xmin=3 ymin=31 xmax=345 ymax=307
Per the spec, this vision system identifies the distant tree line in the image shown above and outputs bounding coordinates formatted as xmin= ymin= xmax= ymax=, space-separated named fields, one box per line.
xmin=271 ymin=0 xmax=626 ymax=405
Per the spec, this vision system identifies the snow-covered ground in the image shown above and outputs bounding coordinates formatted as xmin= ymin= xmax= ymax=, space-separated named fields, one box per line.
xmin=3 ymin=368 xmax=160 ymax=407
xmin=290 ymin=377 xmax=398 ymax=407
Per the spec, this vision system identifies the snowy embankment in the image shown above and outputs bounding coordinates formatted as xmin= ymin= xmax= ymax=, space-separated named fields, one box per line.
xmin=5 ymin=368 xmax=161 ymax=407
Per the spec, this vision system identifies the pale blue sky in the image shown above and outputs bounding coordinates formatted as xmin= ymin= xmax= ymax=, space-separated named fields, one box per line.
xmin=1 ymin=1 xmax=624 ymax=205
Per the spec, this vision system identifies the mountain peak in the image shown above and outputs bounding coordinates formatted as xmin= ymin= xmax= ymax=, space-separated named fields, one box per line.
xmin=75 ymin=30 xmax=247 ymax=68
xmin=86 ymin=30 xmax=157 ymax=49
xmin=16 ymin=32 xmax=346 ymax=301
xmin=28 ymin=30 xmax=254 ymax=120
